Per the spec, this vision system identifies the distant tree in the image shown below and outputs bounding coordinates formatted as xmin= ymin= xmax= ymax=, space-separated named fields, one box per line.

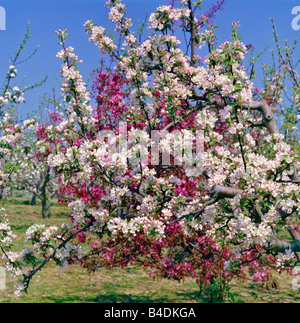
xmin=0 ymin=22 xmax=50 ymax=216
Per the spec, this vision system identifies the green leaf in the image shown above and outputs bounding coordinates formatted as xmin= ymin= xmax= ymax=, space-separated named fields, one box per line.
xmin=169 ymin=106 xmax=176 ymax=118
xmin=234 ymin=83 xmax=242 ymax=91
xmin=103 ymin=174 xmax=110 ymax=183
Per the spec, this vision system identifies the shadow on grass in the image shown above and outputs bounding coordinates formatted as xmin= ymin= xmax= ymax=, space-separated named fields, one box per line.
xmin=39 ymin=291 xmax=201 ymax=303
xmin=41 ymin=294 xmax=169 ymax=303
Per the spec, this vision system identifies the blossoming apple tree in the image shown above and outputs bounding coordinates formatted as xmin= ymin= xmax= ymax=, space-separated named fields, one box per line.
xmin=0 ymin=24 xmax=55 ymax=218
xmin=0 ymin=0 xmax=300 ymax=299
xmin=0 ymin=115 xmax=58 ymax=218
xmin=259 ymin=18 xmax=300 ymax=154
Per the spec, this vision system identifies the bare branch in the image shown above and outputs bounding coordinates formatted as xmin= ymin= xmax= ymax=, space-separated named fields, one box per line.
xmin=269 ymin=240 xmax=300 ymax=253
xmin=209 ymin=185 xmax=243 ymax=199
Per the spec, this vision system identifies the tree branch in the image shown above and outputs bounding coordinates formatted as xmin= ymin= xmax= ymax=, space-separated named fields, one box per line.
xmin=240 ymin=100 xmax=299 ymax=182
xmin=269 ymin=240 xmax=300 ymax=253
xmin=209 ymin=185 xmax=244 ymax=199
xmin=22 ymin=220 xmax=95 ymax=290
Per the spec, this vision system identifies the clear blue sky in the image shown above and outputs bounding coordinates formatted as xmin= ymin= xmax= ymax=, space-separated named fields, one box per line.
xmin=0 ymin=0 xmax=299 ymax=118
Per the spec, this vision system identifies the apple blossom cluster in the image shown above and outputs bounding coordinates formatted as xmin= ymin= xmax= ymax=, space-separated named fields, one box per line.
xmin=0 ymin=66 xmax=27 ymax=114
xmin=107 ymin=216 xmax=166 ymax=240
xmin=0 ymin=89 xmax=25 ymax=109
xmin=275 ymin=249 xmax=295 ymax=273
xmin=0 ymin=208 xmax=25 ymax=296
xmin=107 ymin=2 xmax=126 ymax=24
xmin=148 ymin=5 xmax=191 ymax=31
xmin=0 ymin=209 xmax=16 ymax=248
xmin=84 ymin=20 xmax=118 ymax=55
xmin=105 ymin=0 xmax=133 ymax=34
xmin=56 ymin=45 xmax=93 ymax=125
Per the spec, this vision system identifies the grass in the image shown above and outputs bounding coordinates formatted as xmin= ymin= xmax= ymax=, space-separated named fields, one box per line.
xmin=0 ymin=197 xmax=299 ymax=303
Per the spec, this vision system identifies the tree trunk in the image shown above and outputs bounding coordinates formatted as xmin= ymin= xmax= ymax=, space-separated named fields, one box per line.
xmin=41 ymin=192 xmax=51 ymax=218
xmin=30 ymin=194 xmax=37 ymax=206
xmin=30 ymin=184 xmax=40 ymax=206
xmin=41 ymin=169 xmax=51 ymax=218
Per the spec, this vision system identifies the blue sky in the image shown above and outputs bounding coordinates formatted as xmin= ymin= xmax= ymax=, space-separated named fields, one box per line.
xmin=0 ymin=0 xmax=299 ymax=118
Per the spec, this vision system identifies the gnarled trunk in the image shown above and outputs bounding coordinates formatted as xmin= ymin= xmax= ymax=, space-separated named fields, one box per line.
xmin=41 ymin=169 xmax=51 ymax=218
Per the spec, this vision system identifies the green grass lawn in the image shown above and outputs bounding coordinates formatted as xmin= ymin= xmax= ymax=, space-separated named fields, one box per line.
xmin=0 ymin=197 xmax=299 ymax=303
